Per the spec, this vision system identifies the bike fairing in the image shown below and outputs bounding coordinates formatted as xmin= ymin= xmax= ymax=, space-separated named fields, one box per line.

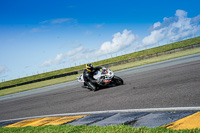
xmin=78 ymin=64 xmax=123 ymax=91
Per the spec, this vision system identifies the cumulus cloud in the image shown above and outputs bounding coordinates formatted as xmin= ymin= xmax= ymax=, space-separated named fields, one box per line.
xmin=41 ymin=45 xmax=83 ymax=67
xmin=41 ymin=54 xmax=64 ymax=67
xmin=0 ymin=66 xmax=8 ymax=75
xmin=65 ymin=29 xmax=138 ymax=62
xmin=40 ymin=10 xmax=200 ymax=66
xmin=142 ymin=28 xmax=166 ymax=45
xmin=40 ymin=60 xmax=54 ymax=67
xmin=66 ymin=45 xmax=83 ymax=56
xmin=153 ymin=22 xmax=161 ymax=28
xmin=55 ymin=54 xmax=64 ymax=62
xmin=95 ymin=29 xmax=137 ymax=56
xmin=66 ymin=46 xmax=92 ymax=62
xmin=142 ymin=9 xmax=200 ymax=46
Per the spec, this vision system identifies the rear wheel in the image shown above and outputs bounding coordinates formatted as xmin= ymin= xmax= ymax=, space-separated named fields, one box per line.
xmin=113 ymin=76 xmax=123 ymax=85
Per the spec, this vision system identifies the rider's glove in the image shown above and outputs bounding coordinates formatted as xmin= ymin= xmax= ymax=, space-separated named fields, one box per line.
xmin=102 ymin=67 xmax=106 ymax=70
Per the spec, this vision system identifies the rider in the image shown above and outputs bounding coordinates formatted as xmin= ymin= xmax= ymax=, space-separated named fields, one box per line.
xmin=83 ymin=64 xmax=102 ymax=91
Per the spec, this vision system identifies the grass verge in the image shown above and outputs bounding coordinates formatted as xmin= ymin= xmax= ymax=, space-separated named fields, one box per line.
xmin=0 ymin=47 xmax=200 ymax=96
xmin=109 ymin=46 xmax=200 ymax=72
xmin=0 ymin=125 xmax=200 ymax=133
xmin=0 ymin=74 xmax=79 ymax=96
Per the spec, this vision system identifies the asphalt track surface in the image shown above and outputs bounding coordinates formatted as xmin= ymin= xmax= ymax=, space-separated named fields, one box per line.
xmin=0 ymin=53 xmax=200 ymax=121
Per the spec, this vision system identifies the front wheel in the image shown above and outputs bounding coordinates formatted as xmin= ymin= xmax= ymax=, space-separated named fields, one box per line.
xmin=113 ymin=76 xmax=123 ymax=85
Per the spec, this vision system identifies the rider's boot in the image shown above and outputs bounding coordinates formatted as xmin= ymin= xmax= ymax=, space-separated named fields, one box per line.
xmin=82 ymin=83 xmax=88 ymax=88
xmin=88 ymin=82 xmax=97 ymax=91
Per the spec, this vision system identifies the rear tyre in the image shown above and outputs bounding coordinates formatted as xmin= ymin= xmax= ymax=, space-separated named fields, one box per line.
xmin=113 ymin=76 xmax=123 ymax=85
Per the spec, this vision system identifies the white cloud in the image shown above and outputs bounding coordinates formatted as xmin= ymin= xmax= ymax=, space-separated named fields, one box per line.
xmin=30 ymin=27 xmax=49 ymax=33
xmin=142 ymin=28 xmax=166 ymax=45
xmin=40 ymin=10 xmax=200 ymax=66
xmin=40 ymin=59 xmax=54 ymax=67
xmin=41 ymin=45 xmax=83 ymax=67
xmin=95 ymin=29 xmax=137 ymax=56
xmin=30 ymin=28 xmax=40 ymax=33
xmin=40 ymin=20 xmax=49 ymax=24
xmin=96 ymin=23 xmax=104 ymax=28
xmin=65 ymin=29 xmax=138 ymax=62
xmin=40 ymin=18 xmax=76 ymax=24
xmin=55 ymin=54 xmax=64 ymax=62
xmin=41 ymin=54 xmax=64 ymax=67
xmin=0 ymin=66 xmax=8 ymax=75
xmin=175 ymin=9 xmax=187 ymax=18
xmin=66 ymin=46 xmax=83 ymax=56
xmin=153 ymin=22 xmax=161 ymax=28
xmin=66 ymin=46 xmax=89 ymax=62
xmin=68 ymin=53 xmax=86 ymax=62
xmin=51 ymin=18 xmax=74 ymax=24
xmin=142 ymin=9 xmax=200 ymax=46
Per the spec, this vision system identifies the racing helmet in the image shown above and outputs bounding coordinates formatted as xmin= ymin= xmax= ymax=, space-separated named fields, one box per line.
xmin=86 ymin=64 xmax=93 ymax=72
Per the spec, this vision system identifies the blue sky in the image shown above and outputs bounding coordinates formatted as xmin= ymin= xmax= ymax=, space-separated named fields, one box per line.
xmin=0 ymin=0 xmax=200 ymax=82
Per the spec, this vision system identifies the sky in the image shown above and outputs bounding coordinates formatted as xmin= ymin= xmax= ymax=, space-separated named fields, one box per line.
xmin=0 ymin=0 xmax=200 ymax=82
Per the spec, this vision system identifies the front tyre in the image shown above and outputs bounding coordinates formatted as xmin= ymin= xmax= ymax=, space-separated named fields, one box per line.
xmin=113 ymin=76 xmax=123 ymax=85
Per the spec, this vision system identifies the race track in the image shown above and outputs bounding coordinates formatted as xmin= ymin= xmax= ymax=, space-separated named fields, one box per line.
xmin=0 ymin=54 xmax=200 ymax=121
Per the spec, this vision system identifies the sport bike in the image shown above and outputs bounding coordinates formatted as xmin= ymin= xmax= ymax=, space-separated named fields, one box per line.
xmin=77 ymin=68 xmax=123 ymax=90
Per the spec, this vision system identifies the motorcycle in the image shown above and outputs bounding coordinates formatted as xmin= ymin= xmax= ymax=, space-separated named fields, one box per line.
xmin=77 ymin=67 xmax=123 ymax=90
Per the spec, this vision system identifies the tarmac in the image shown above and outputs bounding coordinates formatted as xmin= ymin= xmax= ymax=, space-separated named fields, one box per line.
xmin=1 ymin=54 xmax=200 ymax=130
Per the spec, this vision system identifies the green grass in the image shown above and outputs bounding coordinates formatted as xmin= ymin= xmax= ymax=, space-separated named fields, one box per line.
xmin=0 ymin=125 xmax=199 ymax=133
xmin=0 ymin=47 xmax=200 ymax=96
xmin=109 ymin=47 xmax=200 ymax=72
xmin=0 ymin=74 xmax=79 ymax=96
xmin=1 ymin=36 xmax=200 ymax=89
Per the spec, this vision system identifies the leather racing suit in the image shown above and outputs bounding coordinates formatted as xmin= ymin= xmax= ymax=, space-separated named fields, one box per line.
xmin=83 ymin=66 xmax=102 ymax=91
